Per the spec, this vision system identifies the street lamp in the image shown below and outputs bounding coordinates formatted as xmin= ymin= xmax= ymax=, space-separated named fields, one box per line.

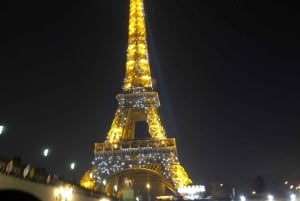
xmin=89 ymin=172 xmax=93 ymax=195
xmin=43 ymin=148 xmax=50 ymax=157
xmin=42 ymin=148 xmax=50 ymax=172
xmin=146 ymin=183 xmax=151 ymax=201
xmin=0 ymin=125 xmax=4 ymax=135
xmin=69 ymin=162 xmax=76 ymax=184
xmin=70 ymin=162 xmax=76 ymax=170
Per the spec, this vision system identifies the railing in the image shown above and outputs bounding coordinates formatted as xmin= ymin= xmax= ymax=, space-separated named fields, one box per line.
xmin=94 ymin=138 xmax=178 ymax=156
xmin=117 ymin=91 xmax=160 ymax=108
xmin=0 ymin=156 xmax=103 ymax=197
xmin=0 ymin=158 xmax=52 ymax=184
xmin=94 ymin=138 xmax=177 ymax=156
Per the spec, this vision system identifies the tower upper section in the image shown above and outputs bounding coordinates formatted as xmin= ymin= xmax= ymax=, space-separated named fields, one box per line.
xmin=123 ymin=0 xmax=152 ymax=92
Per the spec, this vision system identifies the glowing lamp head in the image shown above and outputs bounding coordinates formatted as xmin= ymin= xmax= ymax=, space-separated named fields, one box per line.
xmin=0 ymin=125 xmax=4 ymax=135
xmin=70 ymin=162 xmax=76 ymax=170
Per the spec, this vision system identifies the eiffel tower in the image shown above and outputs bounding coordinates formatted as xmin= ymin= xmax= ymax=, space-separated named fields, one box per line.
xmin=81 ymin=0 xmax=192 ymax=198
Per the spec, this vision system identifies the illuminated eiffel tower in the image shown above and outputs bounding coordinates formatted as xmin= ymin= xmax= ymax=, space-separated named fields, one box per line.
xmin=81 ymin=0 xmax=192 ymax=197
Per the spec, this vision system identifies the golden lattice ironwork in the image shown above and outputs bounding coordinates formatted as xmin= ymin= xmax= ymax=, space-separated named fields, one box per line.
xmin=81 ymin=0 xmax=192 ymax=195
xmin=123 ymin=0 xmax=152 ymax=91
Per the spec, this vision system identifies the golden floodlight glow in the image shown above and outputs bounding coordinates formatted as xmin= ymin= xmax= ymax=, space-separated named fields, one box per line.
xmin=178 ymin=185 xmax=205 ymax=200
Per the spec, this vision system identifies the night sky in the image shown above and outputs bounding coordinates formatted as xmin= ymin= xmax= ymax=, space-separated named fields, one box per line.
xmin=0 ymin=0 xmax=300 ymax=191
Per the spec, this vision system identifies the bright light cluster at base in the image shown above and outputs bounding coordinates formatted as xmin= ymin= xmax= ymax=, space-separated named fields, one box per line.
xmin=54 ymin=185 xmax=73 ymax=201
xmin=178 ymin=185 xmax=206 ymax=200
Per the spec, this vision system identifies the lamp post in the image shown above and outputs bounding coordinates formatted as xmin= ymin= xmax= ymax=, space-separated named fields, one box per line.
xmin=146 ymin=183 xmax=151 ymax=201
xmin=101 ymin=179 xmax=107 ymax=196
xmin=42 ymin=148 xmax=50 ymax=172
xmin=89 ymin=172 xmax=93 ymax=196
xmin=70 ymin=162 xmax=76 ymax=184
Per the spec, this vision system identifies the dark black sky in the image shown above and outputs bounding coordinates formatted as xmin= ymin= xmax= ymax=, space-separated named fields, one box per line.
xmin=0 ymin=0 xmax=300 ymax=190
